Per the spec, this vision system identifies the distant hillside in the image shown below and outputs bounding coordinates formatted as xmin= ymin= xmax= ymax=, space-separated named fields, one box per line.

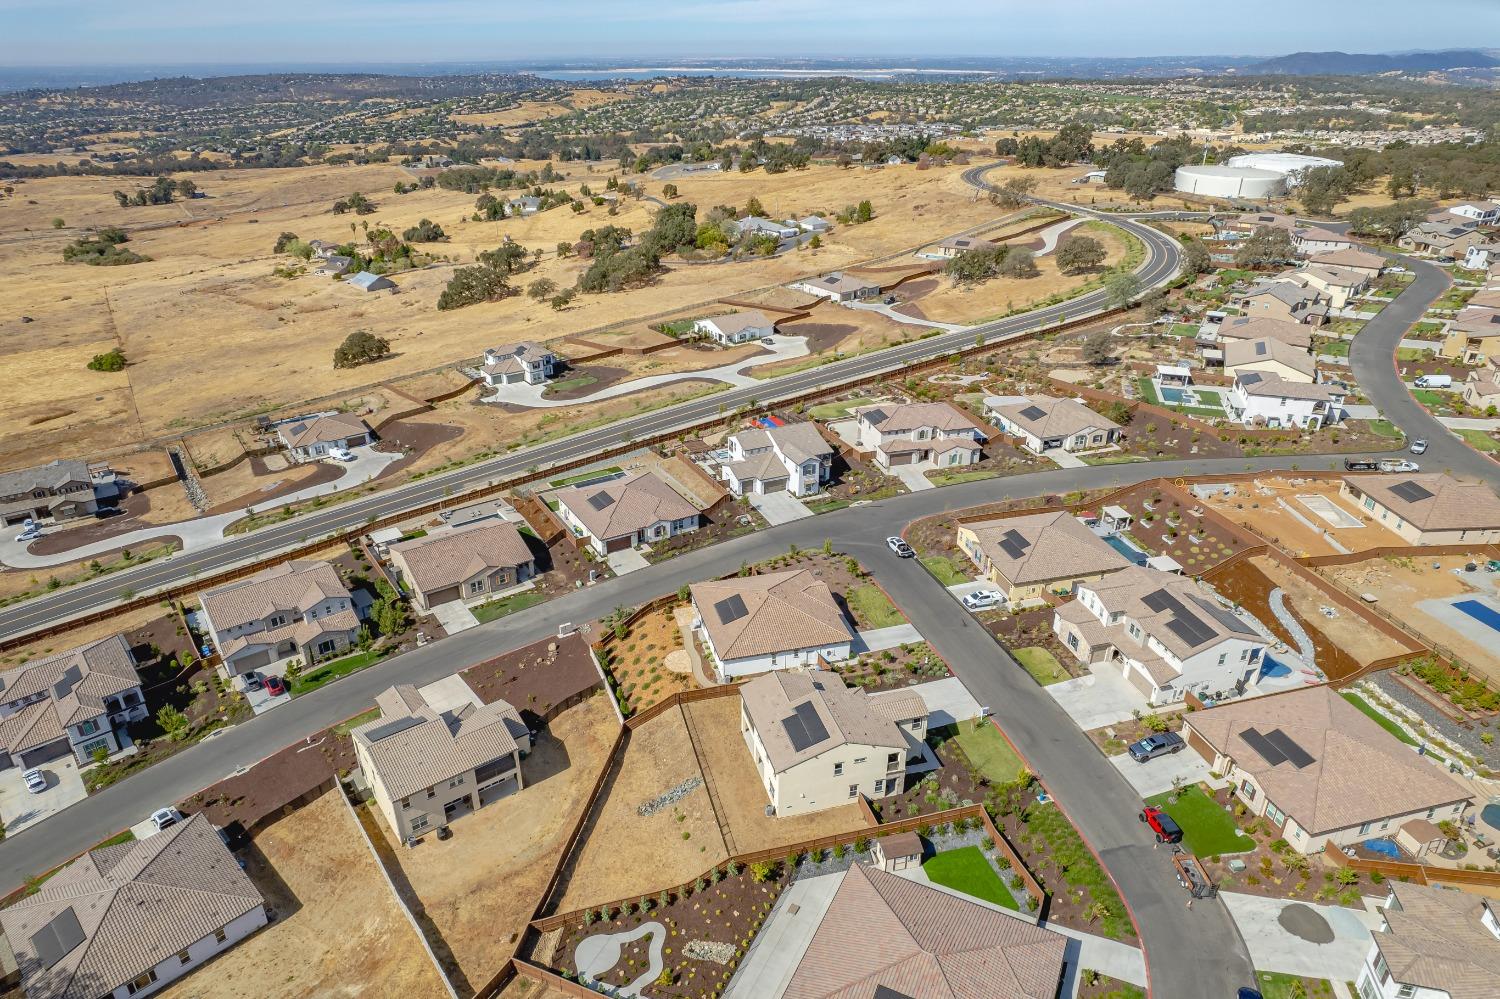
xmin=1246 ymin=50 xmax=1500 ymax=76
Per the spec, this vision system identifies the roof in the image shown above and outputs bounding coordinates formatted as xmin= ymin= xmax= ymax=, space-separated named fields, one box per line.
xmin=741 ymin=670 xmax=920 ymax=772
xmin=1449 ymin=308 xmax=1500 ymax=336
xmin=1466 ymin=371 xmax=1500 ymax=400
xmin=345 ymin=270 xmax=394 ymax=290
xmin=879 ymin=831 xmax=923 ymax=858
xmin=1187 ymin=686 xmax=1471 ymax=836
xmin=859 ymin=402 xmax=983 ymax=435
xmin=388 ymin=521 xmax=534 ymax=595
xmin=0 ymin=814 xmax=264 ymax=999
xmin=277 ymin=411 xmax=369 ymax=449
xmin=352 ymin=684 xmax=525 ymax=800
xmin=783 ymin=862 xmax=1066 ymax=999
xmin=962 ymin=511 xmax=1131 ymax=588
xmin=701 ymin=310 xmax=773 ymax=337
xmin=1081 ymin=566 xmax=1262 ymax=660
xmin=1240 ymin=280 xmax=1320 ymax=309
xmin=1345 ymin=473 xmax=1500 ymax=531
xmin=0 ymin=459 xmax=92 ymax=500
xmin=1370 ymin=882 xmax=1500 ymax=999
xmin=554 ymin=470 xmax=701 ymax=543
xmin=803 ymin=272 xmax=880 ymax=295
xmin=200 ymin=560 xmax=352 ymax=632
xmin=483 ymin=341 xmax=554 ymax=374
xmin=1308 ymin=247 xmax=1386 ymax=271
xmin=1215 ymin=316 xmax=1313 ymax=349
xmin=1234 ymin=371 xmax=1344 ymax=402
xmin=938 ymin=235 xmax=999 ymax=252
xmin=691 ymin=569 xmax=852 ymax=661
xmin=1294 ymin=225 xmax=1350 ymax=245
xmin=990 ymin=395 xmax=1120 ymax=441
xmin=0 ymin=635 xmax=141 ymax=755
xmin=1302 ymin=264 xmax=1367 ymax=288
xmin=1223 ymin=338 xmax=1316 ymax=380
xmin=766 ymin=423 xmax=832 ymax=464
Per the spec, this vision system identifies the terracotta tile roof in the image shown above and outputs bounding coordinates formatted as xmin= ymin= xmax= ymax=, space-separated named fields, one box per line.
xmin=0 ymin=814 xmax=264 ymax=999
xmin=0 ymin=635 xmax=141 ymax=755
xmin=388 ymin=521 xmax=533 ymax=595
xmin=860 ymin=402 xmax=983 ymax=435
xmin=1224 ymin=338 xmax=1316 ymax=380
xmin=1308 ymin=248 xmax=1386 ymax=271
xmin=1345 ymin=473 xmax=1500 ymax=531
xmin=701 ymin=311 xmax=773 ymax=337
xmin=1371 ymin=882 xmax=1500 ymax=999
xmin=691 ymin=568 xmax=852 ymax=661
xmin=1186 ymin=686 xmax=1471 ymax=836
xmin=783 ymin=863 xmax=1066 ymax=999
xmin=276 ymin=412 xmax=369 ymax=449
xmin=990 ymin=395 xmax=1121 ymax=441
xmin=1216 ymin=316 xmax=1313 ymax=349
xmin=741 ymin=670 xmax=916 ymax=773
xmin=963 ymin=510 xmax=1131 ymax=588
xmin=554 ymin=470 xmax=702 ymax=543
xmin=353 ymin=684 xmax=525 ymax=801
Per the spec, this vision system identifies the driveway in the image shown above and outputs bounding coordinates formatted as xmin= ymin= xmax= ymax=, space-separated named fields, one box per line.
xmin=607 ymin=548 xmax=651 ymax=575
xmin=431 ymin=600 xmax=479 ymax=635
xmin=1047 ymin=662 xmax=1152 ymax=731
xmin=749 ymin=490 xmax=813 ymax=525
xmin=850 ymin=623 xmax=923 ymax=654
xmin=890 ymin=464 xmax=935 ymax=492
xmin=0 ymin=757 xmax=86 ymax=835
xmin=417 ymin=674 xmax=482 ymax=716
xmin=900 ymin=676 xmax=984 ymax=727
xmin=724 ymin=872 xmax=843 ymax=998
xmin=1221 ymin=892 xmax=1384 ymax=981
xmin=1109 ymin=748 xmax=1213 ymax=798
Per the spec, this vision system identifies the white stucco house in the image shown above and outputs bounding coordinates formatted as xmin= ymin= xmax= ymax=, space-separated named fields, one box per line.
xmin=720 ymin=423 xmax=833 ymax=497
xmin=694 ymin=310 xmax=775 ymax=345
xmin=690 ymin=569 xmax=854 ymax=679
xmin=481 ymin=342 xmax=558 ymax=386
xmin=1226 ymin=372 xmax=1347 ymax=430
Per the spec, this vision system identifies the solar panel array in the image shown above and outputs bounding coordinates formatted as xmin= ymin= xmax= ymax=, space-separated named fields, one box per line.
xmin=51 ymin=664 xmax=83 ymax=702
xmin=1389 ymin=480 xmax=1433 ymax=504
xmin=1240 ymin=372 xmax=1263 ymax=385
xmin=1191 ymin=595 xmax=1254 ymax=637
xmin=782 ymin=700 xmax=830 ymax=752
xmin=1018 ymin=405 xmax=1048 ymax=422
xmin=31 ymin=906 xmax=85 ymax=970
xmin=364 ymin=715 xmax=426 ymax=744
xmin=587 ymin=491 xmax=616 ymax=511
xmin=1254 ymin=341 xmax=1268 ymax=356
xmin=996 ymin=529 xmax=1031 ymax=560
xmin=714 ymin=594 xmax=749 ymax=625
xmin=1140 ymin=588 xmax=1218 ymax=647
xmin=1240 ymin=726 xmax=1316 ymax=769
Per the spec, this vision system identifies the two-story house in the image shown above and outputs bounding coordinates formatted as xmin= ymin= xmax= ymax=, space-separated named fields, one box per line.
xmin=854 ymin=402 xmax=986 ymax=471
xmin=1439 ymin=307 xmax=1500 ymax=365
xmin=720 ymin=423 xmax=833 ymax=498
xmin=199 ymin=560 xmax=361 ymax=675
xmin=739 ymin=670 xmax=927 ymax=817
xmin=0 ymin=634 xmax=147 ymax=769
xmin=1226 ymin=372 xmax=1346 ymax=430
xmin=690 ymin=569 xmax=854 ymax=679
xmin=1234 ymin=280 xmax=1328 ymax=327
xmin=553 ymin=470 xmax=703 ymax=556
xmin=1223 ymin=337 xmax=1318 ymax=385
xmin=1053 ymin=566 xmax=1270 ymax=705
xmin=1355 ymin=881 xmax=1500 ymax=999
xmin=0 ymin=459 xmax=116 ymax=527
xmin=481 ymin=342 xmax=559 ymax=387
xmin=1296 ymin=264 xmax=1369 ymax=310
xmin=1307 ymin=248 xmax=1387 ymax=281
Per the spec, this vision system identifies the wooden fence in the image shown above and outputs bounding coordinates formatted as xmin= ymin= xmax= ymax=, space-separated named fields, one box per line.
xmin=1299 ymin=542 xmax=1500 ymax=569
xmin=1325 ymin=843 xmax=1500 ymax=890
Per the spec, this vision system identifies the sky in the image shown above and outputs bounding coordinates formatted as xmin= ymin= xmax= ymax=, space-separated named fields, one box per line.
xmin=0 ymin=0 xmax=1497 ymax=67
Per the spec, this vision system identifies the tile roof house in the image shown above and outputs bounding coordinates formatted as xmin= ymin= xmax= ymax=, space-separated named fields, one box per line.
xmin=956 ymin=511 xmax=1133 ymax=604
xmin=791 ymin=272 xmax=882 ymax=303
xmin=694 ymin=310 xmax=776 ymax=346
xmin=1445 ymin=200 xmax=1500 ymax=224
xmin=199 ymin=560 xmax=361 ymax=675
xmin=1183 ymin=686 xmax=1472 ymax=854
xmin=0 ymin=459 xmax=116 ymax=527
xmin=1340 ymin=473 xmax=1500 ymax=545
xmin=1233 ymin=279 xmax=1328 ymax=326
xmin=691 ymin=569 xmax=854 ymax=679
xmin=1223 ymin=337 xmax=1317 ymax=384
xmin=1400 ymin=220 xmax=1486 ymax=258
xmin=1296 ymin=264 xmax=1370 ymax=310
xmin=275 ymin=412 xmax=373 ymax=462
xmin=720 ymin=423 xmax=833 ymax=498
xmin=353 ymin=683 xmax=530 ymax=840
xmin=1356 ymin=882 xmax=1500 ymax=999
xmin=739 ymin=670 xmax=927 ymax=816
xmin=986 ymin=395 xmax=1122 ymax=455
xmin=0 ymin=634 xmax=147 ymax=770
xmin=312 ymin=253 xmax=353 ymax=276
xmin=1462 ymin=366 xmax=1500 ymax=412
xmin=554 ymin=470 xmax=703 ymax=556
xmin=932 ymin=234 xmax=999 ymax=258
xmin=1308 ymin=247 xmax=1387 ymax=279
xmin=1212 ymin=315 xmax=1314 ymax=350
xmin=387 ymin=521 xmax=536 ymax=612
xmin=481 ymin=342 xmax=558 ymax=387
xmin=1463 ymin=242 xmax=1500 ymax=271
xmin=0 ymin=813 xmax=267 ymax=999
xmin=1227 ymin=371 xmax=1346 ymax=430
xmin=854 ymin=402 xmax=986 ymax=471
xmin=1054 ymin=566 xmax=1270 ymax=706
xmin=1441 ymin=307 xmax=1500 ymax=366
xmin=780 ymin=862 xmax=1066 ymax=999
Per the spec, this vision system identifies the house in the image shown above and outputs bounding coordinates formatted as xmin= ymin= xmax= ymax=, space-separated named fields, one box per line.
xmin=1355 ymin=881 xmax=1500 ymax=999
xmin=199 ymin=560 xmax=361 ymax=675
xmin=691 ymin=569 xmax=853 ymax=678
xmin=854 ymin=402 xmax=986 ymax=471
xmin=313 ymin=254 xmax=353 ymax=276
xmin=1212 ymin=315 xmax=1314 ymax=350
xmin=345 ymin=271 xmax=395 ymax=292
xmin=1233 ymin=280 xmax=1328 ymax=326
xmin=735 ymin=216 xmax=798 ymax=239
xmin=739 ymin=669 xmax=926 ymax=816
xmin=1053 ymin=565 xmax=1270 ymax=705
xmin=1339 ymin=473 xmax=1500 ymax=545
xmin=797 ymin=215 xmax=832 ymax=233
xmin=0 ymin=634 xmax=146 ymax=769
xmin=1290 ymin=224 xmax=1353 ymax=257
xmin=0 ymin=459 xmax=116 ymax=527
xmin=354 ymin=684 xmax=528 ymax=840
xmin=1223 ymin=337 xmax=1317 ymax=384
xmin=481 ymin=342 xmax=558 ymax=386
xmin=1440 ymin=308 xmax=1500 ymax=364
xmin=1400 ymin=222 xmax=1486 ymax=258
xmin=0 ymin=813 xmax=267 ymax=999
xmin=1297 ymin=264 xmax=1369 ymax=310
xmin=1227 ymin=372 xmax=1346 ymax=430
xmin=1308 ymin=247 xmax=1387 ymax=280
xmin=1463 ymin=242 xmax=1500 ymax=270
xmin=1182 ymin=685 xmax=1472 ymax=854
xmin=386 ymin=521 xmax=535 ymax=612
xmin=987 ymin=395 xmax=1122 ymax=454
xmin=507 ymin=195 xmax=541 ymax=216
xmin=957 ymin=510 xmax=1133 ymax=604
xmin=553 ymin=469 xmax=702 ymax=556
xmin=932 ymin=234 xmax=998 ymax=258
xmin=1445 ymin=199 xmax=1500 ymax=225
xmin=777 ymin=862 xmax=1066 ymax=999
xmin=1462 ymin=366 xmax=1500 ymax=412
xmin=694 ymin=310 xmax=775 ymax=345
xmin=791 ymin=272 xmax=882 ymax=303
xmin=720 ymin=423 xmax=833 ymax=497
xmin=275 ymin=412 xmax=373 ymax=462
xmin=306 ymin=239 xmax=339 ymax=259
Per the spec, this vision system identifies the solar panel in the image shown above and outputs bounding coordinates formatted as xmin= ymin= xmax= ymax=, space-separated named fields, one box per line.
xmin=51 ymin=664 xmax=83 ymax=701
xmin=1389 ymin=481 xmax=1433 ymax=503
xmin=1143 ymin=589 xmax=1216 ymax=646
xmin=30 ymin=906 xmax=85 ymax=969
xmin=874 ymin=988 xmax=918 ymax=999
xmin=1264 ymin=728 xmax=1316 ymax=769
xmin=586 ymin=491 xmax=616 ymax=511
xmin=1240 ymin=727 xmax=1288 ymax=767
xmin=714 ymin=594 xmax=749 ymax=625
xmin=997 ymin=528 xmax=1031 ymax=560
xmin=1254 ymin=341 xmax=1268 ymax=356
xmin=1018 ymin=405 xmax=1048 ymax=422
xmin=1191 ymin=596 xmax=1255 ymax=636
xmin=364 ymin=715 xmax=425 ymax=744
xmin=1240 ymin=372 xmax=1263 ymax=385
xmin=793 ymin=701 xmax=828 ymax=745
xmin=863 ymin=408 xmax=888 ymax=425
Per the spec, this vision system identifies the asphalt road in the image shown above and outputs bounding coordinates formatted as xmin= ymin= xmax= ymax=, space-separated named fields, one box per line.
xmin=0 ymin=210 xmax=1182 ymax=644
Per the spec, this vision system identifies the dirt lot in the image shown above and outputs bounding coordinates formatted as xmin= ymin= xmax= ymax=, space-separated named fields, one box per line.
xmin=156 ymin=789 xmax=447 ymax=999
xmin=368 ymin=693 xmax=618 ymax=992
xmin=682 ymin=694 xmax=869 ymax=854
xmin=1202 ymin=477 xmax=1406 ymax=557
xmin=554 ymin=704 xmax=725 ymax=913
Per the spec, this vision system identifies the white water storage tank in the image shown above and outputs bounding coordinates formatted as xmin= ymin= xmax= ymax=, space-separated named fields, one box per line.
xmin=1225 ymin=153 xmax=1343 ymax=187
xmin=1173 ymin=164 xmax=1287 ymax=199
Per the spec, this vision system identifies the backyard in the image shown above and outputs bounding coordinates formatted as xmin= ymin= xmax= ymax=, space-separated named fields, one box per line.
xmin=596 ymin=601 xmax=695 ymax=716
xmin=922 ymin=844 xmax=1019 ymax=910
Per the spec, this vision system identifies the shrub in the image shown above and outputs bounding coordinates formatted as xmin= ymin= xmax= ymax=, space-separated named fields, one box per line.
xmin=87 ymin=348 xmax=126 ymax=372
xmin=332 ymin=330 xmax=391 ymax=369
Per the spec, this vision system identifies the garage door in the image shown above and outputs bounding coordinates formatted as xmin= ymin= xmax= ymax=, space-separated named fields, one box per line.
xmin=19 ymin=739 xmax=71 ymax=769
xmin=427 ymin=585 xmax=462 ymax=608
xmin=1185 ymin=726 xmax=1216 ymax=765
xmin=606 ymin=535 xmax=633 ymax=553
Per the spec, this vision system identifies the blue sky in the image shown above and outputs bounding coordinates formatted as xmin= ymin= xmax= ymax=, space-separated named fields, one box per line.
xmin=0 ymin=0 xmax=1496 ymax=66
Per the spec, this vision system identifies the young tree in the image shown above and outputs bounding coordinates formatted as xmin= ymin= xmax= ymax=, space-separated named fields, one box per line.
xmin=87 ymin=348 xmax=126 ymax=372
xmin=156 ymin=704 xmax=190 ymax=742
xmin=1055 ymin=235 xmax=1107 ymax=274
xmin=744 ymin=195 xmax=766 ymax=217
xmin=808 ymin=233 xmax=822 ymax=250
xmin=662 ymin=183 xmax=679 ymax=199
xmin=1180 ymin=238 xmax=1213 ymax=277
xmin=332 ymin=330 xmax=392 ymax=369
xmin=855 ymin=199 xmax=874 ymax=223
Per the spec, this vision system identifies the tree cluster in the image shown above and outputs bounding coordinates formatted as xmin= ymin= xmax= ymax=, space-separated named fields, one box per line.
xmin=331 ymin=191 xmax=376 ymax=215
xmin=402 ymin=218 xmax=447 ymax=242
xmin=62 ymin=227 xmax=148 ymax=265
xmin=943 ymin=244 xmax=1038 ymax=284
xmin=995 ymin=121 xmax=1094 ymax=168
xmin=1055 ymin=234 xmax=1108 ymax=275
xmin=1232 ymin=225 xmax=1296 ymax=268
xmin=111 ymin=176 xmax=196 ymax=207
xmin=332 ymin=330 xmax=391 ymax=368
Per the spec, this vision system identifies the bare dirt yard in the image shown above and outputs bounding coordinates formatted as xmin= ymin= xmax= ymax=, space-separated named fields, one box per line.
xmin=156 ymin=789 xmax=448 ymax=999
xmin=1201 ymin=477 xmax=1406 ymax=557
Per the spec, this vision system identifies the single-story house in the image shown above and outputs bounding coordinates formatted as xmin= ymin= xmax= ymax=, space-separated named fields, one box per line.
xmin=691 ymin=568 xmax=853 ymax=678
xmin=1339 ymin=473 xmax=1500 ymax=545
xmin=553 ymin=470 xmax=702 ymax=556
xmin=313 ymin=254 xmax=353 ymax=276
xmin=854 ymin=402 xmax=986 ymax=470
xmin=932 ymin=234 xmax=999 ymax=258
xmin=720 ymin=423 xmax=833 ymax=498
xmin=986 ymin=395 xmax=1122 ymax=454
xmin=276 ymin=412 xmax=373 ymax=462
xmin=1355 ymin=881 xmax=1500 ymax=999
xmin=386 ymin=521 xmax=535 ymax=612
xmin=507 ymin=196 xmax=541 ymax=216
xmin=791 ymin=272 xmax=882 ymax=303
xmin=735 ymin=216 xmax=798 ymax=239
xmin=695 ymin=310 xmax=775 ymax=345
xmin=481 ymin=342 xmax=558 ymax=386
xmin=797 ymin=215 xmax=832 ymax=233
xmin=199 ymin=560 xmax=361 ymax=675
xmin=957 ymin=510 xmax=1133 ymax=604
xmin=345 ymin=271 xmax=396 ymax=292
xmin=0 ymin=458 xmax=116 ymax=527
xmin=0 ymin=634 xmax=147 ymax=769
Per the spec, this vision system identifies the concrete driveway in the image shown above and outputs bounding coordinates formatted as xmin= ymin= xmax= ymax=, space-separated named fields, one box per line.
xmin=1047 ymin=662 xmax=1152 ymax=731
xmin=432 ymin=599 xmax=480 ymax=635
xmin=1221 ymin=892 xmax=1384 ymax=981
xmin=749 ymin=490 xmax=813 ymax=525
xmin=0 ymin=758 xmax=87 ymax=835
xmin=901 ymin=676 xmax=984 ymax=727
xmin=1109 ymin=748 xmax=1213 ymax=798
xmin=607 ymin=548 xmax=650 ymax=575
xmin=891 ymin=464 xmax=935 ymax=492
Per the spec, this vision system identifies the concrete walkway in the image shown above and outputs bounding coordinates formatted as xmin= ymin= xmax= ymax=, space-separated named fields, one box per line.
xmin=847 ymin=300 xmax=965 ymax=332
xmin=724 ymin=874 xmax=842 ymax=998
xmin=1044 ymin=448 xmax=1088 ymax=470
xmin=1034 ymin=218 xmax=1085 ymax=257
xmin=1220 ymin=892 xmax=1383 ymax=982
xmin=574 ymin=920 xmax=665 ymax=997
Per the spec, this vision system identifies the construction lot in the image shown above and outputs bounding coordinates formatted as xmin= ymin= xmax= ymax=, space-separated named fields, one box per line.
xmin=1200 ymin=477 xmax=1407 ymax=557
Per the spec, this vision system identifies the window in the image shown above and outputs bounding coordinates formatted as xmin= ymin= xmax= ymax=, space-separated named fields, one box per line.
xmin=848 ymin=785 xmax=858 ymax=799
xmin=214 ymin=926 xmax=228 ymax=944
xmin=125 ymin=970 xmax=159 ymax=995
xmin=426 ymin=788 xmax=436 ymax=799
xmin=268 ymin=614 xmax=287 ymax=628
xmin=833 ymin=762 xmax=843 ymax=776
xmin=1395 ymin=985 xmax=1416 ymax=999
xmin=854 ymin=757 xmax=866 ymax=765
xmin=78 ymin=719 xmax=99 ymax=736
xmin=1372 ymin=952 xmax=1389 ymax=982
xmin=1265 ymin=802 xmax=1286 ymax=826
xmin=469 ymin=580 xmax=486 ymax=594
xmin=887 ymin=752 xmax=901 ymax=770
xmin=1239 ymin=779 xmax=1257 ymax=802
xmin=449 ymin=776 xmax=465 ymax=788
xmin=411 ymin=814 xmax=430 ymax=832
xmin=401 ymin=797 xmax=410 ymax=808
xmin=1359 ymin=821 xmax=1373 ymax=835
xmin=177 ymin=950 xmax=192 ymax=966
xmin=1067 ymin=633 xmax=1079 ymax=652
xmin=909 ymin=720 xmax=921 ymax=731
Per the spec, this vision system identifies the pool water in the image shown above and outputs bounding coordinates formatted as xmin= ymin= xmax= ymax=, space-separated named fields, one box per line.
xmin=1454 ymin=599 xmax=1500 ymax=635
xmin=1102 ymin=534 xmax=1148 ymax=565
xmin=1159 ymin=386 xmax=1185 ymax=404
xmin=1481 ymin=802 xmax=1500 ymax=830
xmin=1260 ymin=656 xmax=1292 ymax=678
xmin=1362 ymin=838 xmax=1403 ymax=860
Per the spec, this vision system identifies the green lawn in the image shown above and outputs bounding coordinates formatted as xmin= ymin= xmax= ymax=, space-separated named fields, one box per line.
xmin=1014 ymin=646 xmax=1068 ymax=685
xmin=544 ymin=373 xmax=600 ymax=395
xmin=805 ymin=497 xmax=852 ymax=514
xmin=548 ymin=466 xmax=622 ymax=488
xmin=921 ymin=846 xmax=1019 ymax=910
xmin=808 ymin=396 xmax=873 ymax=421
xmin=1167 ymin=323 xmax=1200 ymax=337
xmin=1396 ymin=347 xmax=1435 ymax=363
xmin=954 ymin=721 xmax=1026 ymax=783
xmin=333 ymin=707 xmax=380 ymax=735
xmin=1144 ymin=785 xmax=1255 ymax=857
xmin=1412 ymin=321 xmax=1444 ymax=335
xmin=1456 ymin=428 xmax=1500 ymax=452
xmin=846 ymin=583 xmax=905 ymax=629
xmin=1253 ymin=972 xmax=1336 ymax=999
xmin=919 ymin=554 xmax=972 ymax=586
xmin=1340 ymin=692 xmax=1417 ymax=746
xmin=1135 ymin=376 xmax=1225 ymax=418
xmin=1367 ymin=419 xmax=1403 ymax=439
xmin=1317 ymin=339 xmax=1350 ymax=358
xmin=1411 ymin=389 xmax=1449 ymax=409
xmin=290 ymin=648 xmax=389 ymax=696
xmin=927 ymin=468 xmax=1002 ymax=487
xmin=471 ymin=589 xmax=549 ymax=623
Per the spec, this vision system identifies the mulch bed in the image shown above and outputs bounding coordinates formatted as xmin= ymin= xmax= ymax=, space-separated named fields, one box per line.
xmin=833 ymin=641 xmax=951 ymax=692
xmin=1205 ymin=558 xmax=1364 ymax=683
xmin=543 ymin=364 xmax=632 ymax=400
xmin=25 ymin=492 xmax=159 ymax=555
xmin=983 ymin=606 xmax=1087 ymax=680
xmin=1086 ymin=712 xmax=1185 ymax=754
xmin=1106 ymin=484 xmax=1256 ymax=575
xmin=461 ymin=632 xmax=603 ymax=725
xmin=24 ymin=535 xmax=184 ymax=566
xmin=869 ymin=731 xmax=988 ymax=822
xmin=179 ymin=730 xmax=358 ymax=837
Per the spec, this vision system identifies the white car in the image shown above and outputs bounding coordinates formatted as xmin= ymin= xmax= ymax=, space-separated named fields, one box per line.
xmin=962 ymin=590 xmax=1005 ymax=611
xmin=151 ymin=807 xmax=182 ymax=832
xmin=1379 ymin=459 xmax=1420 ymax=473
xmin=22 ymin=768 xmax=46 ymax=794
xmin=327 ymin=447 xmax=356 ymax=462
xmin=886 ymin=537 xmax=915 ymax=558
xmin=14 ymin=530 xmax=40 ymax=543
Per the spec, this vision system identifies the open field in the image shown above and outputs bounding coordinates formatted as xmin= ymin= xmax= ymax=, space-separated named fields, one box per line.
xmin=1200 ymin=477 xmax=1406 ymax=557
xmin=155 ymin=789 xmax=448 ymax=999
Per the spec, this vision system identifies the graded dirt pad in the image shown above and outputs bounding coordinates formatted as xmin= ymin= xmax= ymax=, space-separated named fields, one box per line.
xmin=1201 ymin=478 xmax=1406 ymax=557
xmin=155 ymin=790 xmax=447 ymax=999
xmin=1250 ymin=554 xmax=1406 ymax=669
xmin=682 ymin=694 xmax=869 ymax=854
xmin=201 ymin=458 xmax=342 ymax=513
xmin=368 ymin=693 xmax=619 ymax=990
xmin=554 ymin=705 xmax=724 ymax=913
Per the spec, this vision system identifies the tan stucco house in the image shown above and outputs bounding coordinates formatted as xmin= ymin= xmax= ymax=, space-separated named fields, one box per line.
xmin=986 ymin=395 xmax=1122 ymax=455
xmin=199 ymin=560 xmax=360 ymax=675
xmin=1340 ymin=473 xmax=1500 ymax=545
xmin=554 ymin=470 xmax=703 ymax=556
xmin=956 ymin=510 xmax=1132 ymax=604
xmin=387 ymin=521 xmax=535 ymax=612
xmin=691 ymin=568 xmax=854 ymax=679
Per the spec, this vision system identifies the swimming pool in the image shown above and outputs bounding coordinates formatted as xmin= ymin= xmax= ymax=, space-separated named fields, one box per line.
xmin=1454 ymin=599 xmax=1500 ymax=635
xmin=1159 ymin=386 xmax=1186 ymax=404
xmin=1259 ymin=656 xmax=1292 ymax=678
xmin=1362 ymin=838 xmax=1403 ymax=860
xmin=1102 ymin=534 xmax=1148 ymax=565
xmin=1481 ymin=802 xmax=1500 ymax=831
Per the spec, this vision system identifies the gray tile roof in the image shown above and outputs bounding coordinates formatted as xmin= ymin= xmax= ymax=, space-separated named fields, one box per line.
xmin=353 ymin=684 xmax=525 ymax=801
xmin=277 ymin=412 xmax=369 ymax=449
xmin=692 ymin=568 xmax=852 ymax=661
xmin=1372 ymin=883 xmax=1500 ymax=999
xmin=0 ymin=634 xmax=140 ymax=755
xmin=0 ymin=460 xmax=92 ymax=500
xmin=990 ymin=395 xmax=1120 ymax=441
xmin=554 ymin=470 xmax=702 ymax=543
xmin=963 ymin=510 xmax=1131 ymax=588
xmin=1345 ymin=473 xmax=1500 ymax=531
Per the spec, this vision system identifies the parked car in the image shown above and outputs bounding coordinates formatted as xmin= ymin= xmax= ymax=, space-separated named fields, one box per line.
xmin=1343 ymin=458 xmax=1380 ymax=471
xmin=13 ymin=529 xmax=40 ymax=543
xmin=1128 ymin=732 xmax=1186 ymax=763
xmin=151 ymin=807 xmax=181 ymax=832
xmin=760 ymin=337 xmax=775 ymax=345
xmin=886 ymin=536 xmax=915 ymax=558
xmin=1139 ymin=806 xmax=1184 ymax=844
xmin=265 ymin=675 xmax=287 ymax=697
xmin=1409 ymin=439 xmax=1428 ymax=455
xmin=1436 ymin=255 xmax=1456 ymax=264
xmin=1378 ymin=459 xmax=1419 ymax=473
xmin=327 ymin=447 xmax=356 ymax=462
xmin=1413 ymin=374 xmax=1451 ymax=389
xmin=241 ymin=671 xmax=265 ymax=692
xmin=962 ymin=589 xmax=1005 ymax=611
xmin=22 ymin=769 xmax=46 ymax=794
